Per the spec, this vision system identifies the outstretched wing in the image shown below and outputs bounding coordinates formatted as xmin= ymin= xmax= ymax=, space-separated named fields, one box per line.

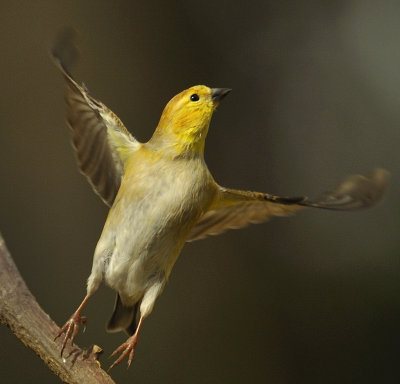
xmin=52 ymin=36 xmax=139 ymax=207
xmin=188 ymin=168 xmax=389 ymax=241
xmin=300 ymin=168 xmax=389 ymax=210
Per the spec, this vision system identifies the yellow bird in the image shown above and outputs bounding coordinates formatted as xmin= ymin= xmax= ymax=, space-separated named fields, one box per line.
xmin=52 ymin=43 xmax=389 ymax=370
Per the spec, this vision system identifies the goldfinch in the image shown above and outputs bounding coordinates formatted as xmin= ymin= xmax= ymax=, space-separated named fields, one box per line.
xmin=52 ymin=39 xmax=389 ymax=370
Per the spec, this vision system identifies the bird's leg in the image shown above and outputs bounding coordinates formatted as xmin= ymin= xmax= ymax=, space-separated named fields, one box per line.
xmin=108 ymin=316 xmax=144 ymax=371
xmin=54 ymin=294 xmax=91 ymax=356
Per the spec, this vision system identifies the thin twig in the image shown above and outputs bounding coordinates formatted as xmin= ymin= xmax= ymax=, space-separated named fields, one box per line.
xmin=0 ymin=232 xmax=115 ymax=384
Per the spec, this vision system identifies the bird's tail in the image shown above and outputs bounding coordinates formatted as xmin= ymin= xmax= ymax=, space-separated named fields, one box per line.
xmin=106 ymin=294 xmax=139 ymax=335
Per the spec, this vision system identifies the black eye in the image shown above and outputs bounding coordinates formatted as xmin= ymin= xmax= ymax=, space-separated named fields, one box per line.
xmin=190 ymin=94 xmax=199 ymax=102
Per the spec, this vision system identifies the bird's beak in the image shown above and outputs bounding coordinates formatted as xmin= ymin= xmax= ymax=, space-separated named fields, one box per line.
xmin=211 ymin=88 xmax=232 ymax=103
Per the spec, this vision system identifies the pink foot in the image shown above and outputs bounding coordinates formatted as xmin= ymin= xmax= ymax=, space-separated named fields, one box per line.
xmin=55 ymin=311 xmax=87 ymax=356
xmin=108 ymin=333 xmax=139 ymax=371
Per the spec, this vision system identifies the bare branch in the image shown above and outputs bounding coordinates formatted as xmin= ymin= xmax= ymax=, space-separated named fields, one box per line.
xmin=0 ymin=232 xmax=115 ymax=384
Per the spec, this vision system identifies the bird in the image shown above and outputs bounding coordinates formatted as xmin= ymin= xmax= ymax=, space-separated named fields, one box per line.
xmin=52 ymin=37 xmax=389 ymax=371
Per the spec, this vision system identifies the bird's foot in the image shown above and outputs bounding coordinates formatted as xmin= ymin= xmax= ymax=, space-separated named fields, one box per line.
xmin=55 ymin=311 xmax=87 ymax=356
xmin=108 ymin=333 xmax=139 ymax=371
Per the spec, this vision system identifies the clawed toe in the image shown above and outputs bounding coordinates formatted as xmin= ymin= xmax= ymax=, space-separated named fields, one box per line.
xmin=55 ymin=313 xmax=87 ymax=356
xmin=108 ymin=335 xmax=137 ymax=371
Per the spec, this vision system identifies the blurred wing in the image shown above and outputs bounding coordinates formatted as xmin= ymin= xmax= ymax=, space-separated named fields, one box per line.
xmin=52 ymin=44 xmax=139 ymax=207
xmin=300 ymin=168 xmax=389 ymax=210
xmin=188 ymin=168 xmax=389 ymax=241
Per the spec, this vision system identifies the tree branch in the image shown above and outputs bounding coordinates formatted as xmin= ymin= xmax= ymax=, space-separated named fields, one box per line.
xmin=0 ymin=232 xmax=115 ymax=384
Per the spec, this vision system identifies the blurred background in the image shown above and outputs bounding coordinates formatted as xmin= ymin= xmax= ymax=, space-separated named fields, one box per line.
xmin=0 ymin=1 xmax=399 ymax=383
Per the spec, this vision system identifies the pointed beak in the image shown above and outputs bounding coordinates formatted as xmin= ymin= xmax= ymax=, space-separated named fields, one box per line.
xmin=211 ymin=88 xmax=232 ymax=103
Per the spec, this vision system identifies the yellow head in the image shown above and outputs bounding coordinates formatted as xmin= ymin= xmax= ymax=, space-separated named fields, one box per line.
xmin=150 ymin=85 xmax=231 ymax=156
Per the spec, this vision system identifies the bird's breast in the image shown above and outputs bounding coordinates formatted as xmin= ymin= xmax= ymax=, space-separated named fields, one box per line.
xmin=101 ymin=155 xmax=216 ymax=293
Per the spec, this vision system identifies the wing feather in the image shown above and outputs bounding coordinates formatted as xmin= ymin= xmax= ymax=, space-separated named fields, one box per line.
xmin=53 ymin=52 xmax=140 ymax=207
xmin=300 ymin=168 xmax=389 ymax=210
xmin=188 ymin=189 xmax=304 ymax=241
xmin=188 ymin=169 xmax=389 ymax=241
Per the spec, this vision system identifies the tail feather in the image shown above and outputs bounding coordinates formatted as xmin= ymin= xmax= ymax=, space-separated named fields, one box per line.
xmin=106 ymin=294 xmax=139 ymax=335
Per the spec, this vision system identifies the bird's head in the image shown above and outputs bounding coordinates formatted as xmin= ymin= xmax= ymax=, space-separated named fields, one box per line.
xmin=151 ymin=85 xmax=231 ymax=157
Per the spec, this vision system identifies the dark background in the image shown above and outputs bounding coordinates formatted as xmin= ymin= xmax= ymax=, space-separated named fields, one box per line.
xmin=0 ymin=1 xmax=399 ymax=383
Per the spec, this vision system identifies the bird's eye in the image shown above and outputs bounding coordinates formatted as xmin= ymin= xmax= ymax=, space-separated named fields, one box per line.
xmin=190 ymin=94 xmax=199 ymax=102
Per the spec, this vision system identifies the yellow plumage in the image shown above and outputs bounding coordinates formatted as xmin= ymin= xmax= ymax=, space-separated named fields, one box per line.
xmin=53 ymin=46 xmax=389 ymax=370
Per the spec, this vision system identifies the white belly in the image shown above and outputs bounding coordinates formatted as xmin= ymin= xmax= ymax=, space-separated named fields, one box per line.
xmin=91 ymin=157 xmax=214 ymax=305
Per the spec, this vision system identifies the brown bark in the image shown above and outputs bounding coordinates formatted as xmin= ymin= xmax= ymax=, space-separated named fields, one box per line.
xmin=0 ymin=232 xmax=115 ymax=384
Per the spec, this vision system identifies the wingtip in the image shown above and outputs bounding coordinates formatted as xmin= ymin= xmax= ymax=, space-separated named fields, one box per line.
xmin=51 ymin=27 xmax=79 ymax=77
xmin=369 ymin=167 xmax=390 ymax=189
xmin=301 ymin=168 xmax=390 ymax=211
